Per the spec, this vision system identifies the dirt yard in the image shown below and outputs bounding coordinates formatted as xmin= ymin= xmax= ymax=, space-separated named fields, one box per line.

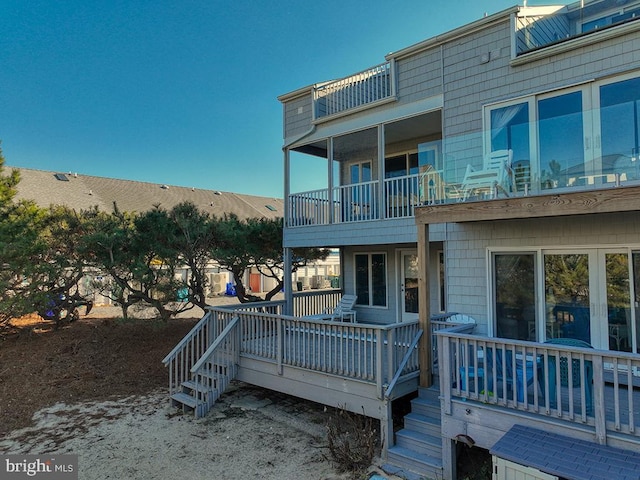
xmin=0 ymin=305 xmax=390 ymax=479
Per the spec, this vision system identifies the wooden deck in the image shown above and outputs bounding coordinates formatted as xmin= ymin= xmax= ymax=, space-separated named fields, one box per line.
xmin=163 ymin=294 xmax=423 ymax=447
xmin=163 ymin=291 xmax=640 ymax=469
xmin=437 ymin=328 xmax=640 ymax=453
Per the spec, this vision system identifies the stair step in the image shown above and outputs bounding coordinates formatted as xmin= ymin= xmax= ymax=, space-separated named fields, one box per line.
xmin=396 ymin=428 xmax=442 ymax=457
xmin=403 ymin=412 xmax=441 ymax=436
xmin=410 ymin=396 xmax=440 ymax=418
xmin=170 ymin=392 xmax=204 ymax=409
xmin=182 ymin=380 xmax=213 ymax=394
xmin=418 ymin=386 xmax=440 ymax=402
xmin=386 ymin=445 xmax=443 ymax=479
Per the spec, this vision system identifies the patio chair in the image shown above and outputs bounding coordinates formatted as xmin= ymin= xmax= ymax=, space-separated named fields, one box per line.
xmin=541 ymin=338 xmax=594 ymax=413
xmin=460 ymin=347 xmax=535 ymax=402
xmin=461 ymin=149 xmax=514 ymax=201
xmin=304 ymin=294 xmax=357 ymax=322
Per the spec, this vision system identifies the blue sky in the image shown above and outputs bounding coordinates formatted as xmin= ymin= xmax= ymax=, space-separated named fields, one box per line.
xmin=1 ymin=1 xmax=556 ymax=198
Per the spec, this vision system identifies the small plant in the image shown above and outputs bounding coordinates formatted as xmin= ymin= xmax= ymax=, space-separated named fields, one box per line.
xmin=325 ymin=406 xmax=379 ymax=476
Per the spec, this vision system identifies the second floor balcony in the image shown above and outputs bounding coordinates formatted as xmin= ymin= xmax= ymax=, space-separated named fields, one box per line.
xmin=287 ymin=75 xmax=640 ymax=228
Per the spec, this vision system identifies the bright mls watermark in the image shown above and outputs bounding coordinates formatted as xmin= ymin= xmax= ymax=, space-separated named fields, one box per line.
xmin=1 ymin=455 xmax=77 ymax=480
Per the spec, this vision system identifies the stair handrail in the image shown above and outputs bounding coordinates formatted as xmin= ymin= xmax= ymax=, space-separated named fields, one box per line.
xmin=191 ymin=315 xmax=240 ymax=374
xmin=162 ymin=310 xmax=213 ymax=365
xmin=384 ymin=329 xmax=423 ymax=399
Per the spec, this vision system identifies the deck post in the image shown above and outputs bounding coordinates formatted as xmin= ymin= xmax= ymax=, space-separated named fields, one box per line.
xmin=277 ymin=317 xmax=284 ymax=375
xmin=381 ymin=398 xmax=394 ymax=454
xmin=283 ymin=247 xmax=294 ymax=316
xmin=417 ymin=223 xmax=431 ymax=387
xmin=442 ymin=438 xmax=456 ymax=480
xmin=376 ymin=329 xmax=385 ymax=398
xmin=593 ymin=355 xmax=606 ymax=444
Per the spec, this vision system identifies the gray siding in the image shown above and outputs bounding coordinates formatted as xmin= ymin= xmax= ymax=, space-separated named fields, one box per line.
xmin=284 ymin=219 xmax=447 ymax=249
xmin=395 ymin=48 xmax=443 ymax=105
xmin=445 ymin=212 xmax=640 ymax=335
xmin=283 ymin=93 xmax=313 ymax=140
xmin=341 ymin=243 xmax=442 ymax=325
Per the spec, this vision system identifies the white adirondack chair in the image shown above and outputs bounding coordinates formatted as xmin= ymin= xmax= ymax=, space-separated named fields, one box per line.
xmin=305 ymin=294 xmax=357 ymax=322
xmin=461 ymin=149 xmax=514 ymax=201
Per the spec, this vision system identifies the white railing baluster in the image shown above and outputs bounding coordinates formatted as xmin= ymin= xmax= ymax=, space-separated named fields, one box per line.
xmin=314 ymin=62 xmax=392 ymax=119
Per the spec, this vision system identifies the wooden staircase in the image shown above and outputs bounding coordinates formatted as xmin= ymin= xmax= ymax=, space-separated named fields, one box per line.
xmin=170 ymin=360 xmax=236 ymax=417
xmin=384 ymin=386 xmax=444 ymax=480
xmin=163 ymin=314 xmax=240 ymax=418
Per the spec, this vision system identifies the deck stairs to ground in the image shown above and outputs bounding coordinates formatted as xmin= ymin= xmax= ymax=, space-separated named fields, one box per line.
xmin=164 ymin=314 xmax=240 ymax=418
xmin=169 ymin=357 xmax=237 ymax=417
xmin=384 ymin=386 xmax=444 ymax=480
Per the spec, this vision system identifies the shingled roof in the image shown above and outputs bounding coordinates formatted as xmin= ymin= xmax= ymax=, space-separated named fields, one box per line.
xmin=10 ymin=167 xmax=284 ymax=220
xmin=490 ymin=424 xmax=640 ymax=480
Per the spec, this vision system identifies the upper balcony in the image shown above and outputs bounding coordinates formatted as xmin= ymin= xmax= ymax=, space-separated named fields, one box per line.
xmin=286 ymin=89 xmax=640 ymax=227
xmin=516 ymin=0 xmax=640 ymax=57
xmin=313 ymin=62 xmax=395 ymax=122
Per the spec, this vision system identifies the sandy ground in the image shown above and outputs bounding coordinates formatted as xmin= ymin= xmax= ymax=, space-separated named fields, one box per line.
xmin=1 ymin=294 xmax=400 ymax=480
xmin=0 ymin=381 xmax=376 ymax=480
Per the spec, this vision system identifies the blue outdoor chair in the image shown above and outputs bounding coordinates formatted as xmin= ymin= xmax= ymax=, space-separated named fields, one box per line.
xmin=542 ymin=338 xmax=594 ymax=413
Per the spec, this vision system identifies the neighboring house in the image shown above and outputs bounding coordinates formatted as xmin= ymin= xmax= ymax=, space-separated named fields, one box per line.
xmin=11 ymin=167 xmax=289 ymax=302
xmin=166 ymin=2 xmax=640 ymax=479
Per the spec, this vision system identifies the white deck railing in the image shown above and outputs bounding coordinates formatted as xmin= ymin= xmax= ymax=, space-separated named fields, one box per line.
xmin=314 ymin=62 xmax=394 ymax=119
xmin=437 ymin=331 xmax=640 ymax=443
xmin=292 ymin=289 xmax=342 ymax=317
xmin=234 ymin=309 xmax=420 ymax=397
xmin=288 ymin=188 xmax=333 ymax=227
xmin=383 ymin=174 xmax=421 ymax=219
xmin=287 ymin=174 xmax=423 ymax=227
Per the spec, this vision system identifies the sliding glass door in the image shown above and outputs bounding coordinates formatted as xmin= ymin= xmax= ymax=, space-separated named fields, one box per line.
xmin=494 ymin=249 xmax=637 ymax=351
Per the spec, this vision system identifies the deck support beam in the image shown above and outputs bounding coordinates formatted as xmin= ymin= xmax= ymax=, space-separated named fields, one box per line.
xmin=418 ymin=223 xmax=431 ymax=387
xmin=381 ymin=398 xmax=393 ymax=453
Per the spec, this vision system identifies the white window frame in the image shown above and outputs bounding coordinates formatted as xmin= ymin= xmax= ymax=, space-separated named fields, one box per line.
xmin=353 ymin=252 xmax=388 ymax=308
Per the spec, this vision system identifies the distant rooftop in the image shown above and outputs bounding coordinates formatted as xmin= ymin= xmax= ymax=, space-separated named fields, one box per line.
xmin=10 ymin=167 xmax=284 ymax=220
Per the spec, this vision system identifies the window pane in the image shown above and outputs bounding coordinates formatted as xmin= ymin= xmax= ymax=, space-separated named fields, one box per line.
xmin=538 ymin=92 xmax=584 ymax=189
xmin=544 ymin=253 xmax=591 ymax=342
xmin=350 ymin=164 xmax=360 ymax=184
xmin=385 ymin=155 xmax=407 ymax=178
xmin=606 ymin=253 xmax=631 ymax=352
xmin=355 ymin=254 xmax=370 ymax=305
xmin=361 ymin=162 xmax=372 ymax=182
xmin=495 ymin=254 xmax=535 ymax=340
xmin=490 ymin=102 xmax=530 ymax=163
xmin=633 ymin=252 xmax=640 ymax=354
xmin=371 ymin=254 xmax=387 ymax=307
xmin=600 ymin=77 xmax=640 ymax=181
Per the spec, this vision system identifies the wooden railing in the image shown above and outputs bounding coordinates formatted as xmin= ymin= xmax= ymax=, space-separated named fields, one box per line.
xmin=232 ymin=309 xmax=420 ymax=398
xmin=384 ymin=174 xmax=421 ymax=219
xmin=288 ymin=188 xmax=333 ymax=227
xmin=162 ymin=309 xmax=237 ymax=396
xmin=190 ymin=316 xmax=240 ymax=416
xmin=287 ymin=173 xmax=425 ymax=227
xmin=333 ymin=180 xmax=380 ymax=222
xmin=314 ymin=62 xmax=393 ymax=119
xmin=292 ymin=289 xmax=342 ymax=317
xmin=437 ymin=331 xmax=640 ymax=443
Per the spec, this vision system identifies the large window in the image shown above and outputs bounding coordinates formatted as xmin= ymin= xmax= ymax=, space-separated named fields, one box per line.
xmin=494 ymin=253 xmax=536 ymax=341
xmin=485 ymin=74 xmax=640 ymax=194
xmin=492 ymin=248 xmax=639 ymax=351
xmin=355 ymin=253 xmax=387 ymax=307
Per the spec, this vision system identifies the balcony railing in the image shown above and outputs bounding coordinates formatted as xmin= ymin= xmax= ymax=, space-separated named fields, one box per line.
xmin=313 ymin=62 xmax=394 ymax=120
xmin=437 ymin=330 xmax=640 ymax=443
xmin=516 ymin=1 xmax=640 ymax=55
xmin=288 ymin=175 xmax=422 ymax=227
